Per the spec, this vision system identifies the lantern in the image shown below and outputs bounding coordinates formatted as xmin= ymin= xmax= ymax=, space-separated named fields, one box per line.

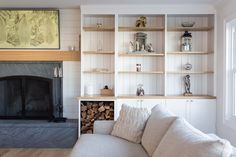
xmin=181 ymin=31 xmax=192 ymax=52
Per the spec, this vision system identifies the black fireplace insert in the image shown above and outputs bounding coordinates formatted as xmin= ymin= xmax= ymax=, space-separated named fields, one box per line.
xmin=0 ymin=76 xmax=54 ymax=119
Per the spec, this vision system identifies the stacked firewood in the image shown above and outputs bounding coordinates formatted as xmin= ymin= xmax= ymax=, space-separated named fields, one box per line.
xmin=80 ymin=101 xmax=114 ymax=134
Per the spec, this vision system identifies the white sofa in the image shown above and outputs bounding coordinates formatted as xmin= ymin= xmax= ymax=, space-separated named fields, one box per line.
xmin=70 ymin=106 xmax=236 ymax=157
xmin=70 ymin=120 xmax=236 ymax=157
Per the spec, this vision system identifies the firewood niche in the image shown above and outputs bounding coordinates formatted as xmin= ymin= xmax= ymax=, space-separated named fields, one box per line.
xmin=80 ymin=101 xmax=114 ymax=134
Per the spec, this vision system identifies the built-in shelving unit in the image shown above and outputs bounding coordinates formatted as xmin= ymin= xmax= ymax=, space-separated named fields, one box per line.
xmin=81 ymin=14 xmax=115 ymax=96
xmin=80 ymin=13 xmax=215 ymax=99
xmin=166 ymin=14 xmax=215 ymax=97
xmin=117 ymin=14 xmax=165 ymax=96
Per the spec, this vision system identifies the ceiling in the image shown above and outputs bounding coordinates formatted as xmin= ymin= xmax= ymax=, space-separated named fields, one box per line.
xmin=0 ymin=0 xmax=223 ymax=8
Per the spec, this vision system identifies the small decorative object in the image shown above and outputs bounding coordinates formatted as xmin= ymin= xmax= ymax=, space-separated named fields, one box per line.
xmin=135 ymin=41 xmax=140 ymax=51
xmin=181 ymin=31 xmax=192 ymax=52
xmin=136 ymin=64 xmax=141 ymax=72
xmin=98 ymin=39 xmax=102 ymax=51
xmin=184 ymin=63 xmax=192 ymax=70
xmin=53 ymin=66 xmax=63 ymax=78
xmin=96 ymin=23 xmax=102 ymax=28
xmin=101 ymin=85 xmax=113 ymax=96
xmin=68 ymin=45 xmax=75 ymax=51
xmin=183 ymin=75 xmax=192 ymax=96
xmin=0 ymin=9 xmax=59 ymax=49
xmin=92 ymin=68 xmax=109 ymax=72
xmin=136 ymin=16 xmax=147 ymax=28
xmin=146 ymin=43 xmax=154 ymax=52
xmin=141 ymin=45 xmax=145 ymax=51
xmin=135 ymin=32 xmax=147 ymax=52
xmin=181 ymin=21 xmax=196 ymax=27
xmin=129 ymin=41 xmax=135 ymax=52
xmin=137 ymin=84 xmax=145 ymax=96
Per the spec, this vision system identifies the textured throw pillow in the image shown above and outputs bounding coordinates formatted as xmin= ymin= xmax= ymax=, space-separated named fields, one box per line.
xmin=153 ymin=118 xmax=233 ymax=157
xmin=111 ymin=104 xmax=150 ymax=143
xmin=141 ymin=105 xmax=177 ymax=156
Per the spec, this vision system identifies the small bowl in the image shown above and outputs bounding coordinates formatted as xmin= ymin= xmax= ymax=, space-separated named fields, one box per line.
xmin=184 ymin=63 xmax=192 ymax=70
xmin=181 ymin=22 xmax=196 ymax=27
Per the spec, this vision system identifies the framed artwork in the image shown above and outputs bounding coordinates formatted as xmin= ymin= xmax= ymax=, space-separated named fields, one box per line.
xmin=0 ymin=9 xmax=60 ymax=49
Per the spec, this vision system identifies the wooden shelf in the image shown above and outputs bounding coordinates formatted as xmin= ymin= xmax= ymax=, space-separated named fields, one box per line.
xmin=165 ymin=95 xmax=216 ymax=99
xmin=78 ymin=95 xmax=116 ymax=100
xmin=83 ymin=71 xmax=114 ymax=74
xmin=167 ymin=71 xmax=214 ymax=74
xmin=83 ymin=51 xmax=115 ymax=55
xmin=83 ymin=27 xmax=115 ymax=32
xmin=117 ymin=95 xmax=216 ymax=99
xmin=117 ymin=95 xmax=165 ymax=99
xmin=119 ymin=71 xmax=164 ymax=74
xmin=168 ymin=27 xmax=214 ymax=32
xmin=167 ymin=51 xmax=213 ymax=55
xmin=0 ymin=51 xmax=80 ymax=61
xmin=119 ymin=27 xmax=165 ymax=32
xmin=119 ymin=53 xmax=164 ymax=57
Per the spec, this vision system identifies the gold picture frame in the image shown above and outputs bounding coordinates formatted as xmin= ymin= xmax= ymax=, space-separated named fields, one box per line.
xmin=0 ymin=9 xmax=60 ymax=49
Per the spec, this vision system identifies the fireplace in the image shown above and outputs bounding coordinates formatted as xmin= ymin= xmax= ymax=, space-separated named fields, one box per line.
xmin=0 ymin=76 xmax=53 ymax=119
xmin=0 ymin=62 xmax=63 ymax=120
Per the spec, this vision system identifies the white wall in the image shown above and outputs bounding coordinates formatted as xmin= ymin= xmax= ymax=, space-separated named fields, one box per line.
xmin=60 ymin=9 xmax=81 ymax=119
xmin=216 ymin=0 xmax=236 ymax=146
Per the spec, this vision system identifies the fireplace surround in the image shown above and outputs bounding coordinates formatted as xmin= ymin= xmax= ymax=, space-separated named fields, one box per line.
xmin=0 ymin=62 xmax=62 ymax=120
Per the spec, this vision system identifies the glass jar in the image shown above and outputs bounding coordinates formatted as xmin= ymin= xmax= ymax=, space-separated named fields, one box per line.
xmin=136 ymin=64 xmax=141 ymax=72
xmin=181 ymin=31 xmax=192 ymax=52
xmin=136 ymin=84 xmax=145 ymax=96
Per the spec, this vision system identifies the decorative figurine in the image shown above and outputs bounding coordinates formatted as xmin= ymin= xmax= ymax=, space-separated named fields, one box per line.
xmin=141 ymin=45 xmax=145 ymax=51
xmin=146 ymin=43 xmax=154 ymax=52
xmin=183 ymin=75 xmax=192 ymax=96
xmin=96 ymin=23 xmax=102 ymax=28
xmin=181 ymin=31 xmax=192 ymax=52
xmin=137 ymin=84 xmax=145 ymax=96
xmin=136 ymin=16 xmax=147 ymax=28
xmin=129 ymin=41 xmax=135 ymax=52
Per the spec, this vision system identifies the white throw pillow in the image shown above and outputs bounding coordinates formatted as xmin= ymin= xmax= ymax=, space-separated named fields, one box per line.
xmin=111 ymin=104 xmax=150 ymax=143
xmin=153 ymin=118 xmax=233 ymax=157
xmin=141 ymin=105 xmax=177 ymax=156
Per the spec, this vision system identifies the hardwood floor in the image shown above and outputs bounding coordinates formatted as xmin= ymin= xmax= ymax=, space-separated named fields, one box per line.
xmin=0 ymin=149 xmax=72 ymax=157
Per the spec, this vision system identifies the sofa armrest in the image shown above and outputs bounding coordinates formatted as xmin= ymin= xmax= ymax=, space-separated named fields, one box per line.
xmin=231 ymin=147 xmax=236 ymax=157
xmin=94 ymin=120 xmax=115 ymax=135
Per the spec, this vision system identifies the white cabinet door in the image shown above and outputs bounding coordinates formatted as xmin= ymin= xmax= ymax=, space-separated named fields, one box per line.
xmin=189 ymin=99 xmax=216 ymax=133
xmin=165 ymin=99 xmax=190 ymax=121
xmin=115 ymin=99 xmax=165 ymax=120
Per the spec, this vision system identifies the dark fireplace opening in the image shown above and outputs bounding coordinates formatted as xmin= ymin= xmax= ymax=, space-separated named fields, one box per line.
xmin=0 ymin=76 xmax=53 ymax=119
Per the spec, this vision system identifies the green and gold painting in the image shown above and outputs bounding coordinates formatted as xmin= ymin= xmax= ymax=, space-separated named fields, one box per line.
xmin=0 ymin=10 xmax=59 ymax=49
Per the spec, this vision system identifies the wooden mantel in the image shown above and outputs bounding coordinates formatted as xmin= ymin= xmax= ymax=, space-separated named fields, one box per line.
xmin=0 ymin=51 xmax=81 ymax=61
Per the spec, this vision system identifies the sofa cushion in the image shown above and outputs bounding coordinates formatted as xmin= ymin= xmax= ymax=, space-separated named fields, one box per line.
xmin=141 ymin=105 xmax=177 ymax=156
xmin=152 ymin=118 xmax=233 ymax=157
xmin=111 ymin=104 xmax=150 ymax=143
xmin=70 ymin=134 xmax=149 ymax=157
